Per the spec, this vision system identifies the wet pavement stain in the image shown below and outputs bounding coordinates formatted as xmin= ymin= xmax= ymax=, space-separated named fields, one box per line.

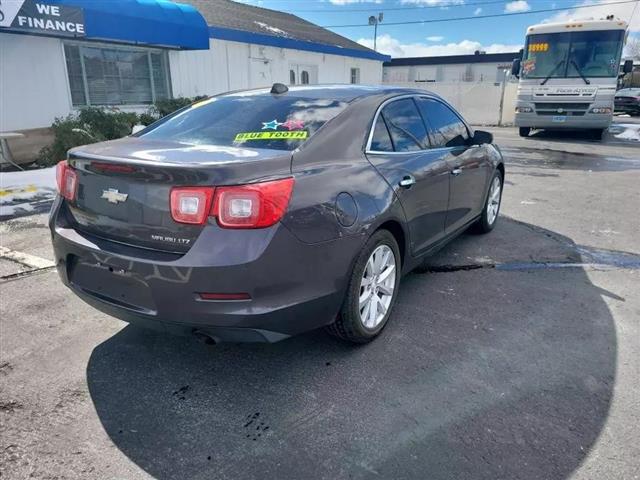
xmin=501 ymin=147 xmax=640 ymax=172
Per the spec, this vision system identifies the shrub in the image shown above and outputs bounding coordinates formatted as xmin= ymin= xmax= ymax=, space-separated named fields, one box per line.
xmin=37 ymin=107 xmax=140 ymax=167
xmin=37 ymin=115 xmax=103 ymax=167
xmin=151 ymin=96 xmax=208 ymax=118
xmin=37 ymin=96 xmax=208 ymax=167
xmin=138 ymin=112 xmax=157 ymax=126
xmin=77 ymin=107 xmax=138 ymax=140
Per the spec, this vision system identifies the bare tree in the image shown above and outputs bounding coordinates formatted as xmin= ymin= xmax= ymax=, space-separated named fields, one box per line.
xmin=624 ymin=36 xmax=640 ymax=61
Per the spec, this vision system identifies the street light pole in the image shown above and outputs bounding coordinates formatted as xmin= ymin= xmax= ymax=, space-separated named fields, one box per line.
xmin=374 ymin=21 xmax=378 ymax=51
xmin=368 ymin=13 xmax=383 ymax=52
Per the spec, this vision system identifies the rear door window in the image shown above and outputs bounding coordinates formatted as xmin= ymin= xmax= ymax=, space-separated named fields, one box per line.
xmin=140 ymin=95 xmax=350 ymax=151
xmin=370 ymin=115 xmax=394 ymax=152
xmin=416 ymin=98 xmax=469 ymax=148
xmin=380 ymin=98 xmax=428 ymax=152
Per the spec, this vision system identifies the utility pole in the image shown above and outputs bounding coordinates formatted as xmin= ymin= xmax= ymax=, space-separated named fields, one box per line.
xmin=368 ymin=13 xmax=384 ymax=51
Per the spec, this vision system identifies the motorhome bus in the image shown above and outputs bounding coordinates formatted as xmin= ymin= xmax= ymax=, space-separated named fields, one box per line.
xmin=512 ymin=17 xmax=632 ymax=138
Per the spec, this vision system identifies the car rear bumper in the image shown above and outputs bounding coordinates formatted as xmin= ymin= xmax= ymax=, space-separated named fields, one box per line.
xmin=50 ymin=199 xmax=363 ymax=342
xmin=614 ymin=106 xmax=640 ymax=114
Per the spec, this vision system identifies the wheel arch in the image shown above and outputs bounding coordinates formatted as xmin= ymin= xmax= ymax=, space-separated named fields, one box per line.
xmin=373 ymin=219 xmax=407 ymax=268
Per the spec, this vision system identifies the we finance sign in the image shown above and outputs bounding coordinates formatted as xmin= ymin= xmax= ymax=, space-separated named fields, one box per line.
xmin=0 ymin=0 xmax=85 ymax=37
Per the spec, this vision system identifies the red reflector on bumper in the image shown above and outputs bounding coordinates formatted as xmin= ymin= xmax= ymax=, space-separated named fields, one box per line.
xmin=198 ymin=292 xmax=251 ymax=301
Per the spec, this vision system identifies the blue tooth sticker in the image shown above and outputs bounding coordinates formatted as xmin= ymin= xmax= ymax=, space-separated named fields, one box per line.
xmin=262 ymin=120 xmax=282 ymax=130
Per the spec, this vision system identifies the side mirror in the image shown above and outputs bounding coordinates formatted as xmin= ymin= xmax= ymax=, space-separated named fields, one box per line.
xmin=472 ymin=130 xmax=493 ymax=145
xmin=623 ymin=59 xmax=633 ymax=74
xmin=511 ymin=58 xmax=521 ymax=78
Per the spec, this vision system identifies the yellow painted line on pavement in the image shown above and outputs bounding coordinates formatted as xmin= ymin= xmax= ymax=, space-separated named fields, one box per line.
xmin=0 ymin=185 xmax=39 ymax=197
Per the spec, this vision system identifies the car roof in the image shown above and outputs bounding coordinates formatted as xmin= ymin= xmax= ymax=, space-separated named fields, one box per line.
xmin=223 ymin=84 xmax=431 ymax=102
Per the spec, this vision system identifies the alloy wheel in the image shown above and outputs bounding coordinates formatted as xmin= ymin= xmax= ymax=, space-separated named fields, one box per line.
xmin=487 ymin=176 xmax=502 ymax=225
xmin=358 ymin=244 xmax=397 ymax=329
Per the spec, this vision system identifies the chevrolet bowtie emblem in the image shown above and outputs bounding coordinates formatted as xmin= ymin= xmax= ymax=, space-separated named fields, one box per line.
xmin=101 ymin=189 xmax=128 ymax=204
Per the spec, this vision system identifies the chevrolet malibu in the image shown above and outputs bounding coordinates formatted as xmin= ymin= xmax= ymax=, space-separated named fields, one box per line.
xmin=50 ymin=84 xmax=505 ymax=344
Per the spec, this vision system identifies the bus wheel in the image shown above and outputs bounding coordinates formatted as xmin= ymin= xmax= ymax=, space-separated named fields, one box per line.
xmin=519 ymin=127 xmax=531 ymax=137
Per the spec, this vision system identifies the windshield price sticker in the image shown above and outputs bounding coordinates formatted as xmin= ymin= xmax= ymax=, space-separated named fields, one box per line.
xmin=528 ymin=43 xmax=549 ymax=53
xmin=235 ymin=131 xmax=308 ymax=142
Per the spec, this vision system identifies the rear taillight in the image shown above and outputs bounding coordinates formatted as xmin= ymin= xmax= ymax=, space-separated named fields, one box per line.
xmin=56 ymin=160 xmax=78 ymax=201
xmin=212 ymin=178 xmax=295 ymax=229
xmin=168 ymin=178 xmax=295 ymax=228
xmin=170 ymin=187 xmax=215 ymax=225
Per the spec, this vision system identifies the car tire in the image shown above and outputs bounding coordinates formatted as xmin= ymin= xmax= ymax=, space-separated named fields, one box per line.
xmin=519 ymin=127 xmax=531 ymax=137
xmin=592 ymin=128 xmax=606 ymax=141
xmin=327 ymin=230 xmax=401 ymax=344
xmin=474 ymin=169 xmax=503 ymax=234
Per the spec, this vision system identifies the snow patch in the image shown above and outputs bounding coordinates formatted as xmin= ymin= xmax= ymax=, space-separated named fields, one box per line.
xmin=611 ymin=124 xmax=640 ymax=142
xmin=0 ymin=167 xmax=57 ymax=218
xmin=253 ymin=21 xmax=290 ymax=38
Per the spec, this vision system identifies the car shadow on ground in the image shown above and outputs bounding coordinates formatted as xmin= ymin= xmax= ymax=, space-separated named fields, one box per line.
xmin=86 ymin=218 xmax=618 ymax=480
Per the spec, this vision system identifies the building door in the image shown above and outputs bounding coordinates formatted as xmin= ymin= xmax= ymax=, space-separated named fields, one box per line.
xmin=289 ymin=64 xmax=318 ymax=85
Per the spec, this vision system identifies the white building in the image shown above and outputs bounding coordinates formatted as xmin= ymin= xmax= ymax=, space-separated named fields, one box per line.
xmin=383 ymin=51 xmax=521 ymax=84
xmin=0 ymin=0 xmax=388 ymax=161
xmin=174 ymin=0 xmax=387 ymax=97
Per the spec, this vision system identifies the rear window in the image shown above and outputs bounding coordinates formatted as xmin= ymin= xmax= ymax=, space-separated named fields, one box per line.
xmin=139 ymin=94 xmax=350 ymax=151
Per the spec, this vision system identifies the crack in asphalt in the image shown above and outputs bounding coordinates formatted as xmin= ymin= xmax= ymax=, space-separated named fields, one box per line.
xmin=418 ymin=260 xmax=640 ymax=274
xmin=0 ymin=266 xmax=57 ymax=283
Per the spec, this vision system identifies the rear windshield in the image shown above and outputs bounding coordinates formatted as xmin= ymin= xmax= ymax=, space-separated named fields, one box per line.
xmin=139 ymin=94 xmax=350 ymax=151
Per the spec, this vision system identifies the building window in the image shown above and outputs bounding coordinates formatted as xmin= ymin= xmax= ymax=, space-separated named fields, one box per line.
xmin=64 ymin=44 xmax=171 ymax=107
xmin=350 ymin=67 xmax=360 ymax=84
xmin=301 ymin=70 xmax=310 ymax=85
xmin=289 ymin=69 xmax=296 ymax=85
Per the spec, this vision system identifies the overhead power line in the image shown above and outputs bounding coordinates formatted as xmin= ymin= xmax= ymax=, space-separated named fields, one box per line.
xmin=321 ymin=0 xmax=639 ymax=28
xmin=289 ymin=0 xmax=532 ymax=14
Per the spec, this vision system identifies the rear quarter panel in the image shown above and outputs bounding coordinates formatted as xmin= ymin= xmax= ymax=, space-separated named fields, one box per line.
xmin=281 ymin=94 xmax=409 ymax=249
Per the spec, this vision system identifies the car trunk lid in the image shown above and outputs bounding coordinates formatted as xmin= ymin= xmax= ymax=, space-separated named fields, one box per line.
xmin=65 ymin=137 xmax=292 ymax=253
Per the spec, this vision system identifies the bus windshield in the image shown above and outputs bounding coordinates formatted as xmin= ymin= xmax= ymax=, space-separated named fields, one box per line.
xmin=521 ymin=30 xmax=624 ymax=80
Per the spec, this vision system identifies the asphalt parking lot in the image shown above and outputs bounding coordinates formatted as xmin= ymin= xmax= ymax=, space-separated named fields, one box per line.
xmin=1 ymin=122 xmax=639 ymax=480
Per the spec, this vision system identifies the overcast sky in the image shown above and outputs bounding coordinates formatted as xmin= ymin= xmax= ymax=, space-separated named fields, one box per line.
xmin=239 ymin=0 xmax=639 ymax=57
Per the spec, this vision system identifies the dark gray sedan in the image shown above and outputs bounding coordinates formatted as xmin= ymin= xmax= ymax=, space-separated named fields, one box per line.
xmin=50 ymin=84 xmax=504 ymax=344
xmin=614 ymin=88 xmax=640 ymax=116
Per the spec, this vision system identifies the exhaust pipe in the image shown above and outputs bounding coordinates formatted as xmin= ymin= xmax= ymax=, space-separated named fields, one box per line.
xmin=193 ymin=330 xmax=217 ymax=345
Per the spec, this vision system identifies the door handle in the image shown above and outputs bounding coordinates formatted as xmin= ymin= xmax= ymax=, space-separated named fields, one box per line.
xmin=399 ymin=175 xmax=416 ymax=188
xmin=451 ymin=167 xmax=462 ymax=176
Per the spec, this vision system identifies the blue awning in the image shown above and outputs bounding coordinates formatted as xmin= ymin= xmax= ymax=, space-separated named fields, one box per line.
xmin=52 ymin=0 xmax=209 ymax=49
